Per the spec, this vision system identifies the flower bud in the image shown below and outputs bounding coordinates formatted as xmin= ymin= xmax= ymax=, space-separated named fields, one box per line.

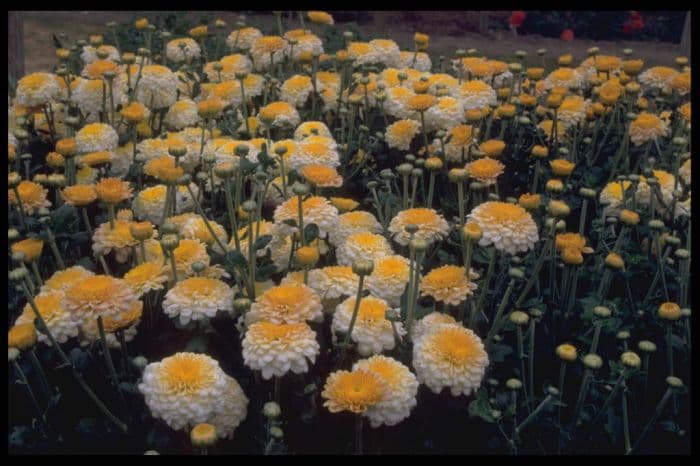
xmin=296 ymin=246 xmax=320 ymax=267
xmin=637 ymin=340 xmax=657 ymax=353
xmin=506 ymin=378 xmax=522 ymax=390
xmin=352 ymin=259 xmax=374 ymax=276
xmin=409 ymin=238 xmax=429 ymax=253
xmin=619 ymin=209 xmax=640 ymax=226
xmin=263 ymin=401 xmax=281 ymax=419
xmin=658 ymin=302 xmax=682 ymax=321
xmin=190 ymin=423 xmax=217 ymax=448
xmin=461 ymin=222 xmax=482 ymax=242
xmin=548 ymin=200 xmax=570 ymax=217
xmin=509 ymin=310 xmax=529 ymax=326
xmin=269 ymin=426 xmax=284 ymax=439
xmin=556 ymin=343 xmax=577 ymax=362
xmin=620 ymin=351 xmax=641 ymax=369
xmin=233 ymin=298 xmax=252 ymax=314
xmin=8 ymin=347 xmax=20 ymax=362
xmin=132 ymin=355 xmax=148 ymax=369
xmin=666 ymin=376 xmax=683 ymax=389
xmin=604 ymin=252 xmax=624 ymax=270
xmin=160 ymin=234 xmax=180 ymax=251
xmin=583 ymin=353 xmax=603 ymax=370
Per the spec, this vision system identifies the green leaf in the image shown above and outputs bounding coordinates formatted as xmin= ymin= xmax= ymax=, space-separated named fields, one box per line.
xmin=303 ymin=223 xmax=320 ymax=244
xmin=489 ymin=343 xmax=514 ymax=363
xmin=225 ymin=250 xmax=248 ymax=268
xmin=254 ymin=234 xmax=272 ymax=251
xmin=468 ymin=388 xmax=496 ymax=423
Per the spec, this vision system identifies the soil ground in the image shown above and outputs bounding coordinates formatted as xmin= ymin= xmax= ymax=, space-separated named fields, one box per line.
xmin=20 ymin=11 xmax=687 ymax=74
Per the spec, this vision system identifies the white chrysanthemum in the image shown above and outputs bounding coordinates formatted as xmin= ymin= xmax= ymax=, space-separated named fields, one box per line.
xmin=638 ymin=66 xmax=679 ymax=90
xmin=75 ymin=122 xmax=119 ymax=153
xmin=635 ymin=170 xmax=676 ymax=208
xmin=15 ymin=291 xmax=80 ymax=346
xmin=63 ymin=275 xmax=138 ymax=326
xmin=412 ymin=323 xmax=488 ymax=396
xmin=163 ymin=99 xmax=201 ymax=130
xmin=132 ymin=184 xmax=198 ymax=225
xmin=273 ymin=195 xmax=339 ymax=239
xmin=457 ymin=80 xmax=497 ymax=110
xmin=679 ymin=159 xmax=690 ymax=186
xmin=78 ymin=301 xmax=142 ymax=349
xmin=166 ymin=38 xmax=202 ymax=63
xmin=245 ymin=284 xmax=323 ymax=325
xmin=332 ymin=295 xmax=405 ymax=356
xmin=134 ymin=65 xmax=179 ymax=109
xmin=40 ymin=266 xmax=95 ymax=294
xmin=81 ymin=45 xmax=120 ymax=64
xmin=108 ymin=144 xmax=136 ymax=178
xmin=70 ymin=78 xmax=108 ymax=122
xmin=629 ymin=112 xmax=670 ymax=146
xmin=288 ymin=135 xmax=340 ymax=170
xmin=675 ymin=193 xmax=691 ymax=219
xmin=280 ymin=74 xmax=319 ymax=108
xmin=206 ymin=80 xmax=243 ymax=108
xmin=385 ymin=119 xmax=420 ymax=151
xmin=397 ymin=51 xmax=431 ymax=71
xmin=424 ymin=96 xmax=464 ymax=132
xmin=167 ymin=212 xmax=228 ymax=254
xmin=250 ymin=36 xmax=290 ymax=70
xmin=15 ymin=72 xmax=61 ymax=107
xmin=289 ymin=34 xmax=325 ymax=61
xmin=92 ymin=219 xmax=139 ymax=263
xmin=258 ymin=101 xmax=301 ymax=128
xmin=556 ymin=96 xmax=590 ymax=130
xmin=353 ymin=356 xmax=419 ymax=427
xmin=384 ymin=86 xmax=417 ymax=119
xmin=136 ymin=138 xmax=171 ymax=160
xmin=336 ymin=232 xmax=394 ymax=266
xmin=124 ymin=261 xmax=169 ymax=298
xmin=388 ymin=208 xmax=450 ymax=247
xmin=544 ymin=67 xmax=584 ymax=90
xmin=329 ymin=210 xmax=383 ymax=247
xmin=419 ymin=265 xmax=478 ymax=306
xmin=467 ymin=202 xmax=539 ymax=255
xmin=226 ymin=27 xmax=263 ymax=51
xmin=365 ymin=255 xmax=411 ymax=306
xmin=370 ymin=39 xmax=401 ymax=67
xmin=139 ymin=352 xmax=236 ymax=433
xmin=412 ymin=312 xmax=459 ymax=343
xmin=163 ymin=277 xmax=233 ymax=325
xmin=229 ymin=220 xmax=275 ymax=258
xmin=465 ymin=157 xmax=505 ymax=186
xmin=209 ymin=375 xmax=249 ymax=439
xmin=202 ymin=54 xmax=252 ymax=82
xmin=242 ymin=321 xmax=320 ymax=380
xmin=294 ymin=121 xmax=332 ymax=140
xmin=347 ymin=42 xmax=383 ymax=67
xmin=307 ymin=266 xmax=359 ymax=301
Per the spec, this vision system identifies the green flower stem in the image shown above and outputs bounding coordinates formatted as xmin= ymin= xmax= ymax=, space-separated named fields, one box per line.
xmin=98 ymin=253 xmax=112 ymax=276
xmin=590 ymin=321 xmax=603 ymax=354
xmin=297 ymin=193 xmax=305 ymax=246
xmin=570 ymin=369 xmax=592 ymax=429
xmin=355 ymin=414 xmax=364 ymax=455
xmin=273 ymin=376 xmax=281 ymax=404
xmin=107 ymin=203 xmax=116 ymax=229
xmin=419 ymin=110 xmax=429 ymax=155
xmin=401 ymin=173 xmax=409 ymax=210
xmin=139 ymin=240 xmax=147 ymax=264
xmin=224 ymin=179 xmax=241 ymax=253
xmin=185 ymin=184 xmax=228 ymax=254
xmin=457 ymin=181 xmax=465 ymax=227
xmin=97 ymin=316 xmax=129 ymax=414
xmin=557 ymin=362 xmax=567 ymax=453
xmin=42 ymin=223 xmax=65 ymax=270
xmin=622 ymin=379 xmax=631 ymax=454
xmin=248 ymin=222 xmax=257 ymax=299
xmin=666 ymin=324 xmax=674 ymax=376
xmin=410 ymin=174 xmax=419 ymax=209
xmin=642 ymin=353 xmax=651 ymax=402
xmin=627 ymin=386 xmax=675 ymax=455
xmin=115 ymin=329 xmax=130 ymax=376
xmin=368 ymin=185 xmax=386 ymax=229
xmin=485 ymin=279 xmax=516 ymax=349
xmin=578 ymin=199 xmax=588 ymax=235
xmin=20 ymin=263 xmax=36 ymax=295
xmin=28 ymin=348 xmax=52 ymax=401
xmin=654 ymin=232 xmax=670 ymax=301
xmin=511 ymin=390 xmax=518 ymax=437
xmin=596 ymin=269 xmax=612 ymax=300
xmin=12 ymin=360 xmax=47 ymax=429
xmin=343 ymin=274 xmax=366 ymax=346
xmin=462 ymin=239 xmax=474 ymax=279
xmin=12 ymin=187 xmax=29 ymax=232
xmin=564 ymin=265 xmax=580 ymax=319
xmin=168 ymin=249 xmax=178 ymax=284
xmin=515 ymin=324 xmax=531 ymax=414
xmin=514 ymin=394 xmax=555 ymax=441
xmin=515 ymin=224 xmax=555 ymax=308
xmin=407 ymin=250 xmax=424 ymax=341
xmin=528 ymin=319 xmax=536 ymax=408
xmin=20 ymin=282 xmax=128 ymax=433
xmin=30 ymin=261 xmax=44 ymax=287
xmin=426 ymin=171 xmax=436 ymax=208
xmin=474 ymin=248 xmax=497 ymax=328
xmin=586 ymin=369 xmax=628 ymax=430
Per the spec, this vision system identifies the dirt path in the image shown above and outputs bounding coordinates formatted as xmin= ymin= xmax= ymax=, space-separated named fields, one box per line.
xmin=20 ymin=11 xmax=686 ymax=74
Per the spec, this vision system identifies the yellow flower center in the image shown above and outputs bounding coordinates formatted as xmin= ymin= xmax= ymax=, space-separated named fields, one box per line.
xmin=432 ymin=327 xmax=480 ymax=366
xmin=160 ymin=354 xmax=215 ymax=395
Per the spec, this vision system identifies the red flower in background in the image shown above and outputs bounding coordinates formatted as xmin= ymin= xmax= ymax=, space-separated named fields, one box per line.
xmin=560 ymin=28 xmax=574 ymax=41
xmin=509 ymin=11 xmax=527 ymax=28
xmin=623 ymin=11 xmax=644 ymax=35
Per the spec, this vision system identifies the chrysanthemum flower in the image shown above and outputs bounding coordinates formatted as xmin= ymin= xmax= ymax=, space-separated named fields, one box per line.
xmin=388 ymin=208 xmax=449 ymax=247
xmin=78 ymin=150 xmax=113 ymax=169
xmin=246 ymin=284 xmax=323 ymax=325
xmin=420 ymin=265 xmax=478 ymax=306
xmin=124 ymin=261 xmax=169 ymax=298
xmin=258 ymin=101 xmax=301 ymax=128
xmin=242 ymin=321 xmax=320 ymax=379
xmin=679 ymin=159 xmax=690 ymax=186
xmin=92 ymin=219 xmax=139 ymax=263
xmin=63 ymin=275 xmax=138 ymax=326
xmin=70 ymin=78 xmax=125 ymax=123
xmin=163 ymin=277 xmax=233 ymax=325
xmin=555 ymin=232 xmax=594 ymax=256
xmin=11 ymin=237 xmax=43 ymax=262
xmin=307 ymin=265 xmax=359 ymax=301
xmin=9 ymin=181 xmax=51 ymax=215
xmin=308 ymin=11 xmax=334 ymax=25
xmin=384 ymin=86 xmax=417 ymax=119
xmin=15 ymin=72 xmax=61 ymax=107
xmin=332 ymin=295 xmax=404 ymax=356
xmin=413 ymin=323 xmax=488 ymax=396
xmin=163 ymin=99 xmax=201 ymax=130
xmin=397 ymin=51 xmax=432 ymax=71
xmin=80 ymin=44 xmax=120 ymax=63
xmin=134 ymin=65 xmax=179 ymax=109
xmin=294 ymin=121 xmax=332 ymax=140
xmin=669 ymin=71 xmax=690 ymax=95
xmin=558 ymin=95 xmax=590 ymax=129
xmin=226 ymin=27 xmax=263 ymax=51
xmin=425 ymin=96 xmax=464 ymax=132
xmin=352 ymin=356 xmax=419 ymax=427
xmin=166 ymin=38 xmax=202 ymax=63
xmin=412 ymin=312 xmax=459 ymax=343
xmin=95 ymin=177 xmax=133 ymax=205
xmin=167 ymin=239 xmax=212 ymax=281
xmin=79 ymin=300 xmax=142 ymax=348
xmin=280 ymin=74 xmax=318 ymax=108
xmin=336 ymin=232 xmax=394 ymax=266
xmin=465 ymin=158 xmax=505 ymax=185
xmin=537 ymin=119 xmax=567 ymax=142
xmin=365 ymin=255 xmax=411 ymax=307
xmin=457 ymin=80 xmax=497 ymax=110
xmin=139 ymin=352 xmax=247 ymax=437
xmin=629 ymin=112 xmax=670 ymax=146
xmin=638 ymin=66 xmax=679 ymax=90
xmin=81 ymin=59 xmax=124 ymax=79
xmin=330 ymin=197 xmax=360 ymax=212
xmin=544 ymin=67 xmax=584 ymax=90
xmin=467 ymin=202 xmax=539 ymax=255
xmin=205 ymin=81 xmax=243 ymax=108
xmin=329 ymin=211 xmax=383 ymax=247
xmin=322 ymin=369 xmax=387 ymax=414
xmin=39 ymin=266 xmax=95 ymax=294
xmin=167 ymin=213 xmax=228 ymax=254
xmin=347 ymin=42 xmax=383 ymax=67
xmin=300 ymin=164 xmax=343 ymax=188
xmin=250 ymin=36 xmax=289 ymax=70
xmin=369 ymin=39 xmax=401 ymax=67
xmin=15 ymin=291 xmax=80 ymax=346
xmin=273 ymin=196 xmax=339 ymax=239
xmin=289 ymin=135 xmax=340 ymax=170
xmin=385 ymin=119 xmax=420 ymax=151
xmin=132 ymin=184 xmax=198 ymax=224
xmin=75 ymin=123 xmax=119 ymax=153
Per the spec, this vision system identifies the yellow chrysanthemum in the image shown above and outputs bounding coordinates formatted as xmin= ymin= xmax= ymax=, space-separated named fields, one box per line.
xmin=300 ymin=165 xmax=343 ymax=188
xmin=330 ymin=197 xmax=360 ymax=212
xmin=322 ymin=369 xmax=387 ymax=414
xmin=465 ymin=158 xmax=505 ymax=185
xmin=388 ymin=208 xmax=449 ymax=247
xmin=124 ymin=261 xmax=169 ymax=298
xmin=9 ymin=181 xmax=52 ymax=215
xmin=11 ymin=237 xmax=44 ymax=262
xmin=467 ymin=201 xmax=539 ymax=255
xmin=629 ymin=112 xmax=670 ymax=146
xmin=420 ymin=265 xmax=478 ymax=306
xmin=247 ymin=284 xmax=323 ymax=325
xmin=63 ymin=275 xmax=139 ymax=325
xmin=163 ymin=277 xmax=233 ymax=325
xmin=95 ymin=177 xmax=133 ymax=204
xmin=385 ymin=119 xmax=420 ymax=151
xmin=332 ymin=295 xmax=404 ymax=356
